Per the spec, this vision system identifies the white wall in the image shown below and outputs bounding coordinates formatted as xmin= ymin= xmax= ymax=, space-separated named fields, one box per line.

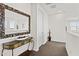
xmin=31 ymin=4 xmax=38 ymax=51
xmin=48 ymin=13 xmax=66 ymax=42
xmin=66 ymin=32 xmax=79 ymax=56
xmin=66 ymin=17 xmax=79 ymax=56
xmin=64 ymin=4 xmax=79 ymax=56
xmin=5 ymin=3 xmax=31 ymax=15
xmin=43 ymin=7 xmax=49 ymax=45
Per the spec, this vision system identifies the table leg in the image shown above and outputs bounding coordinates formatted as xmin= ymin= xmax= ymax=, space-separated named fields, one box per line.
xmin=1 ymin=48 xmax=4 ymax=56
xmin=12 ymin=49 xmax=13 ymax=56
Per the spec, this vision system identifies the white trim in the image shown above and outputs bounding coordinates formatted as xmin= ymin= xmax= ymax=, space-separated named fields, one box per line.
xmin=33 ymin=47 xmax=39 ymax=52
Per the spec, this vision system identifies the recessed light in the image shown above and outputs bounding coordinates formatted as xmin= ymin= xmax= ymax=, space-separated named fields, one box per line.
xmin=58 ymin=10 xmax=63 ymax=13
xmin=46 ymin=3 xmax=52 ymax=5
xmin=50 ymin=5 xmax=56 ymax=8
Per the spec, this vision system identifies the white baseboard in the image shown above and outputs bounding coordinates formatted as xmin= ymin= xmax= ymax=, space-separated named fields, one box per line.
xmin=33 ymin=39 xmax=48 ymax=52
xmin=66 ymin=44 xmax=70 ymax=56
xmin=33 ymin=47 xmax=39 ymax=52
xmin=42 ymin=39 xmax=48 ymax=45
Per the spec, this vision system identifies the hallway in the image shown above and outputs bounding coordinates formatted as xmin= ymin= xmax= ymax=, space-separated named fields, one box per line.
xmin=20 ymin=41 xmax=68 ymax=56
xmin=1 ymin=3 xmax=79 ymax=56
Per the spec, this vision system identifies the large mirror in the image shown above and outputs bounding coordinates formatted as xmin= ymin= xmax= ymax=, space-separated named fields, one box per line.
xmin=0 ymin=4 xmax=30 ymax=38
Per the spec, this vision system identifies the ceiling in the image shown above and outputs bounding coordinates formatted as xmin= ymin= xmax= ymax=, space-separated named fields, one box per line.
xmin=42 ymin=3 xmax=79 ymax=19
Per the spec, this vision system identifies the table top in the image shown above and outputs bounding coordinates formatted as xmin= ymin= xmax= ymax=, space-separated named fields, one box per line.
xmin=3 ymin=37 xmax=33 ymax=49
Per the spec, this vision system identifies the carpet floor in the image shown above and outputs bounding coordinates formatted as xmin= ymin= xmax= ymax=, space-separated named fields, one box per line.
xmin=19 ymin=41 xmax=68 ymax=56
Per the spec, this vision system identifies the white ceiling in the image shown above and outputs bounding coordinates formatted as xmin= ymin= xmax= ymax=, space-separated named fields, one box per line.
xmin=42 ymin=3 xmax=79 ymax=19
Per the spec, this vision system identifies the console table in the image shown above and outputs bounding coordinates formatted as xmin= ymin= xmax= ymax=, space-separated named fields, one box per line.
xmin=1 ymin=37 xmax=33 ymax=56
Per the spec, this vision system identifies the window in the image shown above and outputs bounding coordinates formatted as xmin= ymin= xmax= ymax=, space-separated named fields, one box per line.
xmin=70 ymin=21 xmax=79 ymax=32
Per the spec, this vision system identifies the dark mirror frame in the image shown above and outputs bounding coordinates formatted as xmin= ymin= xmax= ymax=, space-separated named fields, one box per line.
xmin=0 ymin=3 xmax=31 ymax=39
